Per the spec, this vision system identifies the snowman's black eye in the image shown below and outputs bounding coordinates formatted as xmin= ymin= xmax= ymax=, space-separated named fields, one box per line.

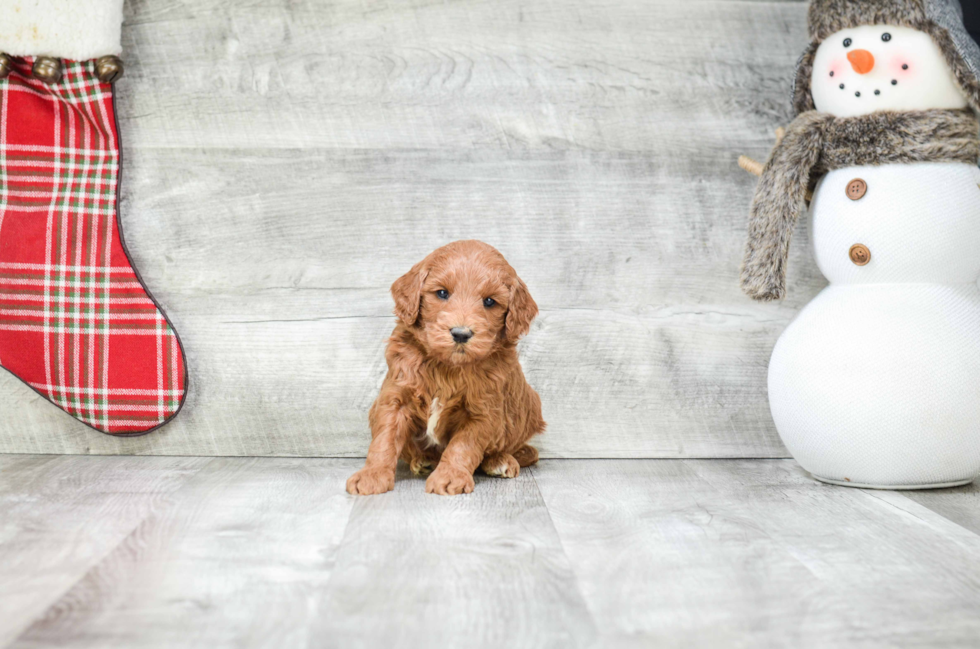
xmin=882 ymin=33 xmax=892 ymax=42
xmin=843 ymin=38 xmax=853 ymax=47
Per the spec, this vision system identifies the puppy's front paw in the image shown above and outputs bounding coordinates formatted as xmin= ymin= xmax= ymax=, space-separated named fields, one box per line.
xmin=346 ymin=468 xmax=395 ymax=495
xmin=425 ymin=465 xmax=475 ymax=496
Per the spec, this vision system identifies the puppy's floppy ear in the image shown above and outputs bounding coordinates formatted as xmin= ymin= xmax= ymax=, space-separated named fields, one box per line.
xmin=505 ymin=276 xmax=538 ymax=344
xmin=391 ymin=261 xmax=428 ymax=325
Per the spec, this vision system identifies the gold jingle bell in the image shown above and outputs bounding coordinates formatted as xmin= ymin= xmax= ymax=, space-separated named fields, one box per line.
xmin=0 ymin=53 xmax=11 ymax=80
xmin=32 ymin=56 xmax=62 ymax=84
xmin=96 ymin=55 xmax=124 ymax=84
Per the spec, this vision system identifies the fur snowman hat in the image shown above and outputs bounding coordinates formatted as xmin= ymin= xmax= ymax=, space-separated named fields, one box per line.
xmin=792 ymin=0 xmax=980 ymax=114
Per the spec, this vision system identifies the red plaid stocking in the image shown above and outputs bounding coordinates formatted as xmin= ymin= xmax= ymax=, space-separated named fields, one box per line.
xmin=0 ymin=57 xmax=187 ymax=435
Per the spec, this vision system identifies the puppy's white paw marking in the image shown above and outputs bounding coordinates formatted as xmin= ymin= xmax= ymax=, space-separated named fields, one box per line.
xmin=485 ymin=462 xmax=514 ymax=477
xmin=482 ymin=454 xmax=519 ymax=478
xmin=425 ymin=397 xmax=443 ymax=448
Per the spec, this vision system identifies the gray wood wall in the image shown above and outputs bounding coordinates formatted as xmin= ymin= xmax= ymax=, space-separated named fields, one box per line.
xmin=0 ymin=0 xmax=820 ymax=458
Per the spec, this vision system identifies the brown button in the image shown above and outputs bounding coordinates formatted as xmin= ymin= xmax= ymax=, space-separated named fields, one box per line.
xmin=0 ymin=53 xmax=11 ymax=80
xmin=846 ymin=178 xmax=868 ymax=200
xmin=849 ymin=244 xmax=871 ymax=266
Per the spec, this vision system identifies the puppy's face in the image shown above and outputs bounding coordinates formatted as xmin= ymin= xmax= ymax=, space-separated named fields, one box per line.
xmin=391 ymin=241 xmax=538 ymax=366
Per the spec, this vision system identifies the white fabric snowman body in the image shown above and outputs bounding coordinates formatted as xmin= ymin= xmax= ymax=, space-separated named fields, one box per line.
xmin=745 ymin=0 xmax=980 ymax=488
xmin=771 ymin=162 xmax=980 ymax=488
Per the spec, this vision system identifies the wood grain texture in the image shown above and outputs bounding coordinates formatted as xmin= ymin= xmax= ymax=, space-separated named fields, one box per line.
xmin=0 ymin=455 xmax=209 ymax=648
xmin=7 ymin=457 xmax=359 ymax=649
xmin=532 ymin=459 xmax=980 ymax=648
xmin=314 ymin=463 xmax=597 ymax=649
xmin=0 ymin=0 xmax=816 ymax=457
xmin=3 ymin=456 xmax=980 ymax=648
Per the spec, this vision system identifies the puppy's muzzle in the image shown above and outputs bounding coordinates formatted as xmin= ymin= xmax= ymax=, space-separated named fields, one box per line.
xmin=450 ymin=327 xmax=474 ymax=344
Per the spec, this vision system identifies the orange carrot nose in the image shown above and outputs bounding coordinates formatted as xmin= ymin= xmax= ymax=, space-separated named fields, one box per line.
xmin=847 ymin=49 xmax=875 ymax=74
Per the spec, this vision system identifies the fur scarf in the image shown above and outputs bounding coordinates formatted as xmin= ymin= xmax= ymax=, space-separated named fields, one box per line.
xmin=740 ymin=108 xmax=980 ymax=301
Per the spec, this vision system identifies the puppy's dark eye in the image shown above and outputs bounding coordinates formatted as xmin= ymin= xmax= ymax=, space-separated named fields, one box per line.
xmin=881 ymin=33 xmax=892 ymax=42
xmin=436 ymin=289 xmax=450 ymax=300
xmin=483 ymin=297 xmax=496 ymax=308
xmin=843 ymin=38 xmax=852 ymax=47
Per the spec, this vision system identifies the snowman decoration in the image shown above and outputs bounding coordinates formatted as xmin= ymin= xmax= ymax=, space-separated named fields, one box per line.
xmin=740 ymin=0 xmax=980 ymax=488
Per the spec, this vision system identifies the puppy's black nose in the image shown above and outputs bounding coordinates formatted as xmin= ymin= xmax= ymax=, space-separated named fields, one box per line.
xmin=451 ymin=327 xmax=474 ymax=344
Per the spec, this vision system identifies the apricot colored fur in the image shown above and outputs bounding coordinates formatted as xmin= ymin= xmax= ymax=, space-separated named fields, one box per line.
xmin=347 ymin=240 xmax=545 ymax=496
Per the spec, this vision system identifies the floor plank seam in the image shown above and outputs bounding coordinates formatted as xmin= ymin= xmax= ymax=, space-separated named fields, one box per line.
xmin=525 ymin=465 xmax=602 ymax=643
xmin=860 ymin=489 xmax=980 ymax=548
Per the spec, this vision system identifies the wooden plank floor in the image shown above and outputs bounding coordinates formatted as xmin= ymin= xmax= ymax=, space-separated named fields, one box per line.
xmin=2 ymin=455 xmax=980 ymax=648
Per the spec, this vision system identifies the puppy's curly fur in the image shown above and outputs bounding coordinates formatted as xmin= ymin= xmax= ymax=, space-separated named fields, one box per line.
xmin=347 ymin=240 xmax=545 ymax=496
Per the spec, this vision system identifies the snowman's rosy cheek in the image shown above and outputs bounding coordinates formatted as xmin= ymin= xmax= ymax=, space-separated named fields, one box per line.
xmin=827 ymin=59 xmax=846 ymax=79
xmin=889 ymin=56 xmax=913 ymax=76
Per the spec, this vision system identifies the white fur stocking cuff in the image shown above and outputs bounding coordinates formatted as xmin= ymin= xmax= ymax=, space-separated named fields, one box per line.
xmin=0 ymin=0 xmax=124 ymax=61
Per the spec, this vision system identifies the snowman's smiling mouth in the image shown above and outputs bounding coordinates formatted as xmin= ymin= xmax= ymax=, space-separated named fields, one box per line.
xmin=836 ymin=78 xmax=900 ymax=100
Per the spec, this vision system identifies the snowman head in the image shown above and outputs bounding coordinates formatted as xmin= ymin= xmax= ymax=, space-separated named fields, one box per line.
xmin=811 ymin=25 xmax=967 ymax=116
xmin=793 ymin=0 xmax=980 ymax=116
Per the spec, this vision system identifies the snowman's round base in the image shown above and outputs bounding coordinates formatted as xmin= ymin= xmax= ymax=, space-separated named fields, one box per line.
xmin=811 ymin=475 xmax=975 ymax=490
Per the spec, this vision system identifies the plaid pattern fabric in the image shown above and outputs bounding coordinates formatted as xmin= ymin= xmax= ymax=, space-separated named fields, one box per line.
xmin=0 ymin=58 xmax=186 ymax=435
